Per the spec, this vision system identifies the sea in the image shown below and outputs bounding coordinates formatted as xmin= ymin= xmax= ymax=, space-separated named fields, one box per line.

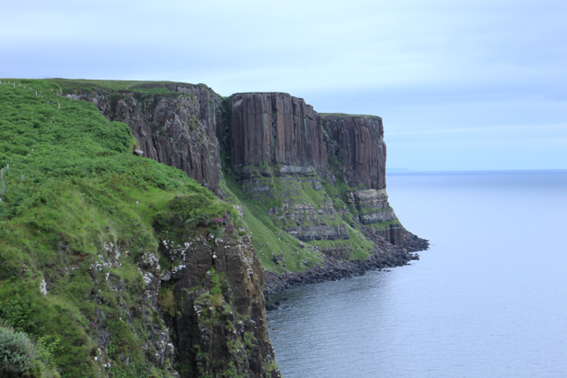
xmin=267 ymin=170 xmax=567 ymax=378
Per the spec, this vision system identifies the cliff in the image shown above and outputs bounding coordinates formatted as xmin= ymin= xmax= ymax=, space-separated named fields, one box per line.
xmin=226 ymin=93 xmax=327 ymax=173
xmin=65 ymin=82 xmax=223 ymax=194
xmin=0 ymin=80 xmax=280 ymax=378
xmin=0 ymin=79 xmax=427 ymax=378
xmin=59 ymin=80 xmax=427 ymax=281
xmin=323 ymin=114 xmax=386 ymax=190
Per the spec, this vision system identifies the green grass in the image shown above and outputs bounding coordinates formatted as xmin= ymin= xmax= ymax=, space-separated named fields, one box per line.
xmin=48 ymin=79 xmax=198 ymax=95
xmin=305 ymin=225 xmax=374 ymax=261
xmin=0 ymin=79 xmax=231 ymax=378
xmin=320 ymin=113 xmax=382 ymax=120
xmin=44 ymin=78 xmax=218 ymax=97
xmin=221 ymin=163 xmax=372 ymax=272
xmin=221 ymin=176 xmax=310 ymax=272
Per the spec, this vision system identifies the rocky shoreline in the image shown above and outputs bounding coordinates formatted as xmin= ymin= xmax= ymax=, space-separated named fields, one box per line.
xmin=264 ymin=232 xmax=428 ymax=294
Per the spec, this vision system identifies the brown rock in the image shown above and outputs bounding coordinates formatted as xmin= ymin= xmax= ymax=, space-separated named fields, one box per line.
xmin=324 ymin=114 xmax=386 ymax=190
xmin=227 ymin=93 xmax=327 ymax=174
xmin=75 ymin=84 xmax=224 ymax=194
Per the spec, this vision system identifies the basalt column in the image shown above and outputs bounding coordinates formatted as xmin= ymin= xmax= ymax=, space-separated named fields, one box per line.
xmin=323 ymin=114 xmax=404 ymax=246
xmin=227 ymin=93 xmax=327 ymax=173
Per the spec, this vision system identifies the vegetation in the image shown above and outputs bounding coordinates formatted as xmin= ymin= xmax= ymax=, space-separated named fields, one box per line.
xmin=319 ymin=113 xmax=382 ymax=120
xmin=0 ymin=79 xmax=228 ymax=377
xmin=221 ymin=168 xmax=328 ymax=273
xmin=0 ymin=77 xmax=400 ymax=377
xmin=50 ymin=79 xmax=191 ymax=95
xmin=220 ymin=161 xmax=378 ymax=272
xmin=0 ymin=322 xmax=59 ymax=378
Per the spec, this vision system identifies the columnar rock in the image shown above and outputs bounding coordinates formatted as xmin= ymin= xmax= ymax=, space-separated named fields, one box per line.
xmin=323 ymin=114 xmax=387 ymax=189
xmin=67 ymin=81 xmax=426 ymax=269
xmin=228 ymin=93 xmax=327 ymax=173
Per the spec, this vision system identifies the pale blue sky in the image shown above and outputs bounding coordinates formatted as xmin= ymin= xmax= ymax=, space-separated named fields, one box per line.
xmin=2 ymin=0 xmax=565 ymax=170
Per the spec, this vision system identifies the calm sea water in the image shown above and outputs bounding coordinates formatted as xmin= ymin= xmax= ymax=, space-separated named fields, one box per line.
xmin=267 ymin=170 xmax=567 ymax=378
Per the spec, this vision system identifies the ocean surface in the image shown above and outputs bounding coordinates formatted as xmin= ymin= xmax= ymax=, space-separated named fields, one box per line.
xmin=267 ymin=170 xmax=567 ymax=378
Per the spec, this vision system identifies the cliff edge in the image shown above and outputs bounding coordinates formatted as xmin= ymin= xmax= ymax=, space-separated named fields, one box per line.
xmin=58 ymin=80 xmax=428 ymax=287
xmin=0 ymin=79 xmax=427 ymax=378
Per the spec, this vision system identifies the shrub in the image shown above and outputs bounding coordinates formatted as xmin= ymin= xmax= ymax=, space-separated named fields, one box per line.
xmin=0 ymin=323 xmax=59 ymax=378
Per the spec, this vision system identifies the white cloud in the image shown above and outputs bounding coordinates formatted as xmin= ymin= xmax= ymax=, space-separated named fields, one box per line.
xmin=1 ymin=0 xmax=565 ymax=169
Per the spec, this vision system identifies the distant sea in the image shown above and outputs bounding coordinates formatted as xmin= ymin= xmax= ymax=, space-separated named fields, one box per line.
xmin=267 ymin=170 xmax=567 ymax=378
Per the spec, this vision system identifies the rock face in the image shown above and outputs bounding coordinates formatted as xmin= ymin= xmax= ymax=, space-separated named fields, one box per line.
xmin=322 ymin=114 xmax=406 ymax=247
xmin=324 ymin=114 xmax=386 ymax=190
xmin=223 ymin=95 xmax=419 ymax=249
xmin=67 ymin=82 xmax=427 ymax=378
xmin=68 ymin=83 xmax=224 ymax=194
xmin=345 ymin=189 xmax=396 ymax=225
xmin=154 ymin=198 xmax=280 ymax=377
xmin=163 ymin=234 xmax=278 ymax=377
xmin=227 ymin=93 xmax=327 ymax=174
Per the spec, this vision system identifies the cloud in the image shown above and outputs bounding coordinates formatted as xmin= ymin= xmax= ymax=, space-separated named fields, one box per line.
xmin=1 ymin=0 xmax=565 ymax=169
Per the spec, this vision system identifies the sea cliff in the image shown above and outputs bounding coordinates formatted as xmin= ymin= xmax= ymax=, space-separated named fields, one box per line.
xmin=0 ymin=79 xmax=427 ymax=378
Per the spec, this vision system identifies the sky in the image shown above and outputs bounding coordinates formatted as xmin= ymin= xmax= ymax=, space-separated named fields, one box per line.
xmin=2 ymin=0 xmax=566 ymax=171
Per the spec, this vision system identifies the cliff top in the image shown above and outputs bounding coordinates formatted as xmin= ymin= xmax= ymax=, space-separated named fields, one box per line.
xmin=47 ymin=78 xmax=212 ymax=95
xmin=320 ymin=113 xmax=383 ymax=120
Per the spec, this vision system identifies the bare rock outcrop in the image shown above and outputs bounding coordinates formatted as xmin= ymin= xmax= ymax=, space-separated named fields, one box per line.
xmin=227 ymin=93 xmax=327 ymax=174
xmin=154 ymin=197 xmax=280 ymax=377
xmin=324 ymin=114 xmax=387 ymax=189
xmin=345 ymin=189 xmax=397 ymax=225
xmin=68 ymin=83 xmax=224 ymax=194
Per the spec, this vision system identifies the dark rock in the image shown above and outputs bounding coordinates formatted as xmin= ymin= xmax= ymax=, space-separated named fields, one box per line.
xmin=324 ymin=114 xmax=386 ymax=190
xmin=157 ymin=227 xmax=280 ymax=378
xmin=263 ymin=232 xmax=422 ymax=293
xmin=227 ymin=93 xmax=327 ymax=175
xmin=74 ymin=84 xmax=224 ymax=194
xmin=96 ymin=308 xmax=110 ymax=349
xmin=160 ymin=270 xmax=172 ymax=281
xmin=119 ymin=354 xmax=130 ymax=365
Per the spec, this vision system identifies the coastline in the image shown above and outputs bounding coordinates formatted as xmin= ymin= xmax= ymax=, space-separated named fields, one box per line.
xmin=264 ymin=231 xmax=428 ymax=293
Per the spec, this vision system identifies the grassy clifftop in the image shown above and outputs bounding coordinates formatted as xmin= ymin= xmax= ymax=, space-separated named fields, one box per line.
xmin=0 ymin=80 xmax=237 ymax=378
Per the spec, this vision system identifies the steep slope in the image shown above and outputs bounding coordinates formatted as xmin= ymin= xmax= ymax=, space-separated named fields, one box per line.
xmin=58 ymin=80 xmax=223 ymax=194
xmin=221 ymin=93 xmax=428 ymax=284
xmin=1 ymin=78 xmax=427 ymax=377
xmin=54 ymin=80 xmax=427 ymax=281
xmin=0 ymin=80 xmax=279 ymax=378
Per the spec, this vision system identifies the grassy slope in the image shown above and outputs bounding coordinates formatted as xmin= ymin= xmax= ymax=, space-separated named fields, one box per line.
xmin=0 ymin=80 xmax=234 ymax=378
xmin=221 ymin=164 xmax=375 ymax=273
